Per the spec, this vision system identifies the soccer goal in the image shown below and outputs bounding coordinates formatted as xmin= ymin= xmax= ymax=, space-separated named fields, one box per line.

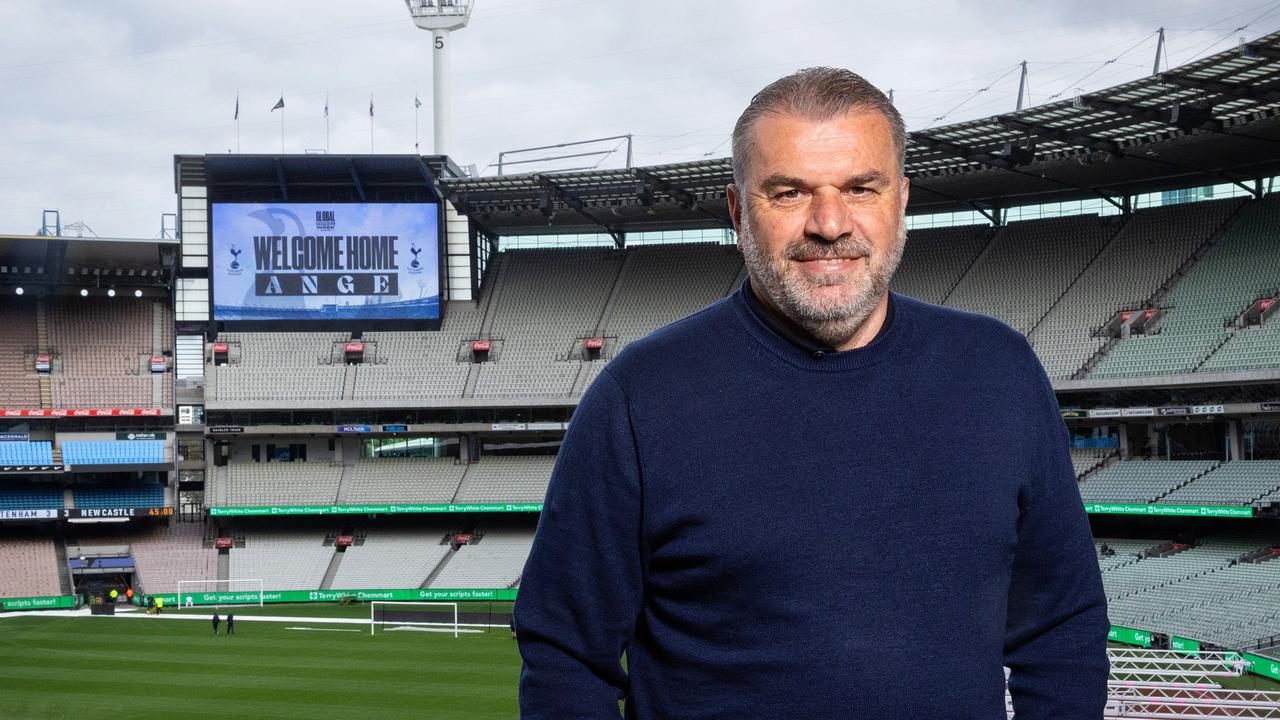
xmin=370 ymin=602 xmax=462 ymax=637
xmin=176 ymin=579 xmax=264 ymax=608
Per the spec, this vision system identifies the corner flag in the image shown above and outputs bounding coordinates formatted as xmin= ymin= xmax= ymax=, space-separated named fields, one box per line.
xmin=271 ymin=96 xmax=285 ymax=112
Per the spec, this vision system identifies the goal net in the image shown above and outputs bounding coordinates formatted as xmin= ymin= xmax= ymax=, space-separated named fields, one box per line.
xmin=370 ymin=601 xmax=462 ymax=637
xmin=176 ymin=579 xmax=264 ymax=608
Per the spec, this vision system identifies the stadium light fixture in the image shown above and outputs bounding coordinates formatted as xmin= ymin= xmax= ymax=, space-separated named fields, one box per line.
xmin=107 ymin=288 xmax=116 ymax=297
xmin=134 ymin=289 xmax=143 ymax=297
xmin=14 ymin=287 xmax=22 ymax=295
xmin=403 ymin=0 xmax=475 ymax=156
xmin=79 ymin=288 xmax=88 ymax=297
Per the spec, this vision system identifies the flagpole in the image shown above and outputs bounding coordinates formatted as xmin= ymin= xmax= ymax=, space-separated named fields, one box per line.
xmin=281 ymin=105 xmax=286 ymax=153
xmin=369 ymin=94 xmax=375 ymax=154
xmin=415 ymin=99 xmax=420 ymax=153
xmin=325 ymin=94 xmax=330 ymax=154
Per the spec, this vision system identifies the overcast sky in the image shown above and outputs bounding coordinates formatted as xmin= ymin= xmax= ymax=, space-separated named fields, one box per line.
xmin=1 ymin=0 xmax=1277 ymax=237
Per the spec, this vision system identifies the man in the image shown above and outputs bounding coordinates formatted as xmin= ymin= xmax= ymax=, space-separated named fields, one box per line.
xmin=226 ymin=613 xmax=235 ymax=636
xmin=212 ymin=613 xmax=220 ymax=635
xmin=515 ymin=67 xmax=1109 ymax=719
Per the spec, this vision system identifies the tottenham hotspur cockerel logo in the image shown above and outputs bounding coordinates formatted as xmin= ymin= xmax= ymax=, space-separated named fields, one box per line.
xmin=228 ymin=245 xmax=244 ymax=275
xmin=409 ymin=243 xmax=424 ymax=274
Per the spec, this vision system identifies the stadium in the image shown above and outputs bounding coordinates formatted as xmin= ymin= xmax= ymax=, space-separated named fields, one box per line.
xmin=4 ymin=3 xmax=1280 ymax=718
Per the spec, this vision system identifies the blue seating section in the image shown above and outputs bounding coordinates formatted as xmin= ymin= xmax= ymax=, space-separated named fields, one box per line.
xmin=73 ymin=484 xmax=165 ymax=509
xmin=0 ymin=442 xmax=54 ymax=465
xmin=0 ymin=485 xmax=64 ymax=510
xmin=61 ymin=441 xmax=164 ymax=465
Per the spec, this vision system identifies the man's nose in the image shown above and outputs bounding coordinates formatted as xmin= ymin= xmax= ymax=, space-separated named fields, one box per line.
xmin=804 ymin=188 xmax=854 ymax=243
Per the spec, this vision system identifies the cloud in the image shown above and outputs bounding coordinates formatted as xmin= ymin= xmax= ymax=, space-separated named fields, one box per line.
xmin=0 ymin=0 xmax=1260 ymax=236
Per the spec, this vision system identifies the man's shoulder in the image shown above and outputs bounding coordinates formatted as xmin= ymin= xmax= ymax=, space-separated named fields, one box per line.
xmin=893 ymin=292 xmax=1039 ymax=367
xmin=601 ymin=295 xmax=738 ymax=387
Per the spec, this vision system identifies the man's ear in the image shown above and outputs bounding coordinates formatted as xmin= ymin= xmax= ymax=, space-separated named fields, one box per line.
xmin=899 ymin=175 xmax=910 ymax=212
xmin=727 ymin=183 xmax=743 ymax=234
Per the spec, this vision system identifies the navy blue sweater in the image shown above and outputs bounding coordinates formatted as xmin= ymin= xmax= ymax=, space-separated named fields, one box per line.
xmin=515 ymin=282 xmax=1109 ymax=719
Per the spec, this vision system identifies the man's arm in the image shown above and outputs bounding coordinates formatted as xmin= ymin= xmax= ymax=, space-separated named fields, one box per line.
xmin=515 ymin=369 xmax=645 ymax=720
xmin=1004 ymin=367 xmax=1110 ymax=719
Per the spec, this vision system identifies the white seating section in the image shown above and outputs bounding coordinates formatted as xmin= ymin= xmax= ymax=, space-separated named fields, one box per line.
xmin=429 ymin=528 xmax=534 ymax=589
xmin=892 ymin=224 xmax=992 ymax=304
xmin=0 ymin=537 xmax=61 ymax=598
xmin=453 ymin=456 xmax=555 ymax=504
xmin=329 ymin=527 xmax=453 ymax=590
xmin=224 ymin=461 xmax=343 ymax=506
xmin=1029 ymin=198 xmax=1243 ymax=379
xmin=944 ymin=214 xmax=1115 ymax=336
xmin=211 ymin=331 xmax=348 ymax=402
xmin=339 ymin=457 xmax=467 ymax=505
xmin=473 ymin=248 xmax=624 ymax=398
xmin=1091 ymin=195 xmax=1280 ymax=378
xmin=228 ymin=530 xmax=333 ymax=591
xmin=1100 ymin=537 xmax=1280 ymax=648
xmin=601 ymin=244 xmax=743 ymax=348
xmin=1070 ymin=448 xmax=1110 ymax=478
xmin=1158 ymin=461 xmax=1280 ymax=507
xmin=354 ymin=302 xmax=482 ymax=400
xmin=1076 ymin=460 xmax=1219 ymax=503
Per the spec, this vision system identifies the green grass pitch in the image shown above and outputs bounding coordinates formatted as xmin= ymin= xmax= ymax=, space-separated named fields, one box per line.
xmin=0 ymin=604 xmax=522 ymax=720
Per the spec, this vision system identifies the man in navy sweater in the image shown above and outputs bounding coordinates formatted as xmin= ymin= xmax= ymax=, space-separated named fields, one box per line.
xmin=515 ymin=67 xmax=1109 ymax=719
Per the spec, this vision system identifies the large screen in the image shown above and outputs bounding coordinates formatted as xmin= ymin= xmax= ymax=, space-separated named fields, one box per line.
xmin=211 ymin=202 xmax=440 ymax=321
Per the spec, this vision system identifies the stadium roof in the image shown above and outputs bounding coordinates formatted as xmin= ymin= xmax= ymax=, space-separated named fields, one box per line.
xmin=439 ymin=30 xmax=1280 ymax=239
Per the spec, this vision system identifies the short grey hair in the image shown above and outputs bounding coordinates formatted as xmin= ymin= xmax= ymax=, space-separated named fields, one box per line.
xmin=730 ymin=67 xmax=906 ymax=189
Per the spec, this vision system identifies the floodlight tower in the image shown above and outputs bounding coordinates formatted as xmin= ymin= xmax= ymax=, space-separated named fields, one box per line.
xmin=404 ymin=0 xmax=474 ymax=156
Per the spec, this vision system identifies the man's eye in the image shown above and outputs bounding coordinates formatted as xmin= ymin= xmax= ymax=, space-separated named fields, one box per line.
xmin=775 ymin=189 xmax=802 ymax=200
xmin=848 ymin=187 xmax=872 ymax=196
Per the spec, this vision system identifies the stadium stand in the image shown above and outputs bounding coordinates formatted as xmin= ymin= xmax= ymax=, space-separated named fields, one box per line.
xmin=1157 ymin=461 xmax=1280 ymax=507
xmin=72 ymin=484 xmax=165 ymax=509
xmin=61 ymin=440 xmax=164 ymax=464
xmin=228 ymin=529 xmax=334 ymax=591
xmin=338 ymin=456 xmax=466 ymax=505
xmin=328 ymin=526 xmax=453 ymax=590
xmin=1076 ymin=460 xmax=1221 ymax=503
xmin=943 ymin=214 xmax=1117 ymax=336
xmin=0 ymin=538 xmax=61 ymax=598
xmin=890 ymin=224 xmax=992 ymax=305
xmin=1027 ymin=198 xmax=1245 ymax=380
xmin=1090 ymin=194 xmax=1280 ymax=378
xmin=0 ymin=485 xmax=64 ymax=510
xmin=428 ymin=526 xmax=534 ymax=589
xmin=471 ymin=248 xmax=624 ymax=398
xmin=1069 ymin=448 xmax=1111 ymax=479
xmin=0 ymin=441 xmax=54 ymax=465
xmin=600 ymin=243 xmax=743 ymax=348
xmin=1099 ymin=537 xmax=1280 ymax=649
xmin=453 ymin=456 xmax=555 ymax=504
xmin=223 ymin=461 xmax=343 ymax=507
xmin=47 ymin=297 xmax=172 ymax=408
xmin=0 ymin=297 xmax=40 ymax=408
xmin=68 ymin=522 xmax=217 ymax=594
xmin=209 ymin=331 xmax=348 ymax=403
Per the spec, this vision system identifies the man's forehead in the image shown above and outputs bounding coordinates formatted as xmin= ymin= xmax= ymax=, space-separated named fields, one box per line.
xmin=747 ymin=109 xmax=896 ymax=185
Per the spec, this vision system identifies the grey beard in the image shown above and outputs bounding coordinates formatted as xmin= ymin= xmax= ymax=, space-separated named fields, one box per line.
xmin=739 ymin=217 xmax=906 ymax=348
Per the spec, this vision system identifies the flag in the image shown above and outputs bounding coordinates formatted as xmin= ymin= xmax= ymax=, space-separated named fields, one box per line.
xmin=414 ymin=95 xmax=422 ymax=109
xmin=234 ymin=94 xmax=239 ymax=120
xmin=271 ymin=96 xmax=284 ymax=112
xmin=369 ymin=96 xmax=374 ymax=117
xmin=323 ymin=94 xmax=329 ymax=119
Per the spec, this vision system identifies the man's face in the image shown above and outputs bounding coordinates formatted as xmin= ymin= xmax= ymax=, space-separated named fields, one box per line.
xmin=728 ymin=108 xmax=909 ymax=347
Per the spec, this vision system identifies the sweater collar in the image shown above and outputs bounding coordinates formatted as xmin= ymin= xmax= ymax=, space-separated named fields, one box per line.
xmin=731 ymin=275 xmax=909 ymax=371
